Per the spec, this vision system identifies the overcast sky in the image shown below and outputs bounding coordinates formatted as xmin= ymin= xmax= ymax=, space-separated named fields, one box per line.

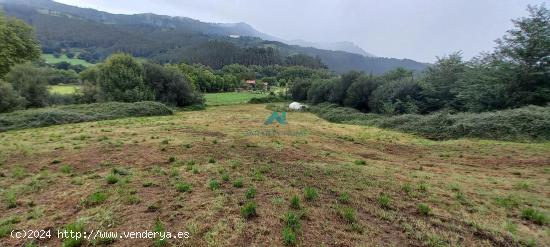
xmin=55 ymin=0 xmax=545 ymax=63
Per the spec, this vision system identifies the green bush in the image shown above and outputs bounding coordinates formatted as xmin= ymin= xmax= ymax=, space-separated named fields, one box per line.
xmin=309 ymin=103 xmax=550 ymax=141
xmin=0 ymin=101 xmax=173 ymax=132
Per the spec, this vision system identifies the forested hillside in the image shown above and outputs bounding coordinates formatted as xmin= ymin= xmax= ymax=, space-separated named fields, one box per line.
xmin=0 ymin=0 xmax=428 ymax=74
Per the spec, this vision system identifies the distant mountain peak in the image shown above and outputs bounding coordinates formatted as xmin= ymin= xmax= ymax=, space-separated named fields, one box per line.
xmin=288 ymin=40 xmax=374 ymax=57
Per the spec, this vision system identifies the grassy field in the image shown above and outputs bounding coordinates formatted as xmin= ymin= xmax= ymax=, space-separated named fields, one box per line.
xmin=47 ymin=84 xmax=81 ymax=95
xmin=204 ymin=91 xmax=269 ymax=106
xmin=0 ymin=104 xmax=548 ymax=246
xmin=42 ymin=54 xmax=93 ymax=67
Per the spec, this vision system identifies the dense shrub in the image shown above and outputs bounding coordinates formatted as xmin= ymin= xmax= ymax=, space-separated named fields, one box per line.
xmin=248 ymin=95 xmax=287 ymax=104
xmin=309 ymin=104 xmax=550 ymax=141
xmin=289 ymin=79 xmax=311 ymax=101
xmin=0 ymin=101 xmax=173 ymax=132
xmin=144 ymin=63 xmax=204 ymax=106
xmin=5 ymin=64 xmax=50 ymax=108
xmin=98 ymin=53 xmax=154 ymax=102
xmin=368 ymin=79 xmax=426 ymax=114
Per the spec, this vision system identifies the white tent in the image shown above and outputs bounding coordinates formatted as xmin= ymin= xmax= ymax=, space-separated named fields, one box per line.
xmin=289 ymin=102 xmax=305 ymax=110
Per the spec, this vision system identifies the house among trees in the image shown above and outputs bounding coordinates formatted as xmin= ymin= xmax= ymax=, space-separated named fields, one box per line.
xmin=244 ymin=80 xmax=256 ymax=90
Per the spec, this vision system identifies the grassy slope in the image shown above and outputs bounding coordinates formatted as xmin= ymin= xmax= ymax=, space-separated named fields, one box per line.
xmin=0 ymin=104 xmax=548 ymax=246
xmin=48 ymin=84 xmax=81 ymax=95
xmin=204 ymin=92 xmax=269 ymax=106
xmin=42 ymin=54 xmax=93 ymax=66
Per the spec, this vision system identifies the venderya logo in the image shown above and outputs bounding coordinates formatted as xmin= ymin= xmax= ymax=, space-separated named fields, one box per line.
xmin=264 ymin=111 xmax=287 ymax=125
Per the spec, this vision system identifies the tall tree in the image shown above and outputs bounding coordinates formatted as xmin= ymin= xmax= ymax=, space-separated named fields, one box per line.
xmin=98 ymin=54 xmax=154 ymax=102
xmin=494 ymin=4 xmax=550 ymax=105
xmin=0 ymin=13 xmax=41 ymax=78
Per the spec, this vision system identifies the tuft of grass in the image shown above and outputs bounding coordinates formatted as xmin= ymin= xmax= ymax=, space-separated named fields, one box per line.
xmin=62 ymin=220 xmax=85 ymax=247
xmin=175 ymin=182 xmax=191 ymax=193
xmin=520 ymin=208 xmax=548 ymax=225
xmin=208 ymin=157 xmax=216 ymax=163
xmin=12 ymin=166 xmax=26 ymax=179
xmin=4 ymin=190 xmax=17 ymax=209
xmin=418 ymin=203 xmax=432 ymax=216
xmin=282 ymin=226 xmax=297 ymax=246
xmin=303 ymin=187 xmax=318 ymax=201
xmin=338 ymin=193 xmax=351 ymax=204
xmin=290 ymin=196 xmax=301 ymax=209
xmin=339 ymin=207 xmax=357 ymax=223
xmin=245 ymin=187 xmax=256 ymax=199
xmin=112 ymin=167 xmax=130 ymax=176
xmin=221 ymin=173 xmax=230 ymax=182
xmin=241 ymin=201 xmax=257 ymax=219
xmin=105 ymin=173 xmax=119 ymax=184
xmin=60 ymin=164 xmax=73 ymax=174
xmin=353 ymin=160 xmax=366 ymax=165
xmin=82 ymin=191 xmax=108 ymax=207
xmin=152 ymin=218 xmax=167 ymax=247
xmin=168 ymin=156 xmax=177 ymax=163
xmin=192 ymin=167 xmax=200 ymax=174
xmin=233 ymin=178 xmax=244 ymax=188
xmin=495 ymin=194 xmax=520 ymax=209
xmin=378 ymin=193 xmax=391 ymax=208
xmin=209 ymin=179 xmax=220 ymax=190
xmin=283 ymin=212 xmax=301 ymax=231
xmin=143 ymin=181 xmax=154 ymax=187
xmin=513 ymin=181 xmax=531 ymax=190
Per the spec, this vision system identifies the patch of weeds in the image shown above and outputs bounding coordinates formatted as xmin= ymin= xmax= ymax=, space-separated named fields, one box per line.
xmin=82 ymin=191 xmax=108 ymax=207
xmin=418 ymin=182 xmax=428 ymax=193
xmin=152 ymin=219 xmax=167 ymax=247
xmin=62 ymin=220 xmax=85 ymax=247
xmin=209 ymin=179 xmax=220 ymax=190
xmin=245 ymin=187 xmax=256 ymax=199
xmin=338 ymin=193 xmax=351 ymax=204
xmin=147 ymin=203 xmax=160 ymax=212
xmin=339 ymin=207 xmax=357 ymax=223
xmin=503 ymin=219 xmax=517 ymax=234
xmin=448 ymin=183 xmax=461 ymax=192
xmin=208 ymin=157 xmax=216 ymax=164
xmin=142 ymin=181 xmax=154 ymax=187
xmin=418 ymin=203 xmax=431 ymax=216
xmin=230 ymin=160 xmax=241 ymax=169
xmin=192 ymin=167 xmax=199 ymax=174
xmin=105 ymin=173 xmax=120 ymax=184
xmin=378 ymin=193 xmax=391 ymax=208
xmin=12 ymin=166 xmax=26 ymax=179
xmin=112 ymin=167 xmax=130 ymax=176
xmin=221 ymin=173 xmax=230 ymax=182
xmin=233 ymin=178 xmax=244 ymax=188
xmin=0 ymin=223 xmax=14 ymax=238
xmin=241 ymin=201 xmax=257 ymax=219
xmin=521 ymin=208 xmax=548 ymax=225
xmin=4 ymin=190 xmax=17 ymax=209
xmin=283 ymin=212 xmax=301 ymax=231
xmin=303 ymin=187 xmax=318 ymax=201
xmin=290 ymin=196 xmax=301 ymax=209
xmin=60 ymin=164 xmax=73 ymax=174
xmin=513 ymin=181 xmax=531 ymax=190
xmin=183 ymin=143 xmax=192 ymax=149
xmin=495 ymin=194 xmax=520 ymax=209
xmin=175 ymin=182 xmax=191 ymax=193
xmin=168 ymin=156 xmax=177 ymax=163
xmin=353 ymin=160 xmax=366 ymax=166
xmin=282 ymin=226 xmax=297 ymax=246
xmin=251 ymin=170 xmax=265 ymax=181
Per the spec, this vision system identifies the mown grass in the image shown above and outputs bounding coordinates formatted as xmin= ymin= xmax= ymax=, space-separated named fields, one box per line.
xmin=204 ymin=92 xmax=269 ymax=106
xmin=47 ymin=84 xmax=81 ymax=95
xmin=0 ymin=104 xmax=548 ymax=246
xmin=41 ymin=54 xmax=93 ymax=66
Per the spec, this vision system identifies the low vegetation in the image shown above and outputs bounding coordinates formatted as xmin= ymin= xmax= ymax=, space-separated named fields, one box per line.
xmin=309 ymin=103 xmax=550 ymax=141
xmin=0 ymin=101 xmax=173 ymax=132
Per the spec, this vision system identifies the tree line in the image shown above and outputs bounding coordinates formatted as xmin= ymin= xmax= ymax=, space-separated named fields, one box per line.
xmin=291 ymin=5 xmax=550 ymax=115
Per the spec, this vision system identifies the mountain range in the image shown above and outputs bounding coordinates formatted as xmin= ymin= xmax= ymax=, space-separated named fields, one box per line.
xmin=0 ymin=0 xmax=429 ymax=74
